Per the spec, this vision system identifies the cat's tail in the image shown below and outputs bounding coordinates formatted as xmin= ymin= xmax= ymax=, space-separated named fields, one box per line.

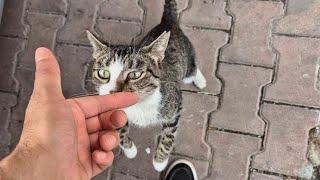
xmin=161 ymin=0 xmax=178 ymax=24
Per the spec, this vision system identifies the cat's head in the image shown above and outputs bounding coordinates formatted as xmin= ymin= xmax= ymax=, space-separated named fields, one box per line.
xmin=86 ymin=31 xmax=170 ymax=99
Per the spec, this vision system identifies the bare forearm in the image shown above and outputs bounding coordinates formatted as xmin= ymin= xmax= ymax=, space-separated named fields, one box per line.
xmin=0 ymin=147 xmax=60 ymax=180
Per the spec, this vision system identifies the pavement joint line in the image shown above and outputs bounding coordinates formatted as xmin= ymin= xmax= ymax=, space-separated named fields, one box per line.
xmin=115 ymin=171 xmax=143 ymax=180
xmin=177 ymin=0 xmax=192 ymax=24
xmin=0 ymin=34 xmax=27 ymax=40
xmin=219 ymin=61 xmax=274 ymax=70
xmin=26 ymin=9 xmax=67 ymax=16
xmin=207 ymin=126 xmax=262 ymax=138
xmin=26 ymin=10 xmax=66 ymax=17
xmin=92 ymin=1 xmax=106 ymax=43
xmin=251 ymin=168 xmax=303 ymax=179
xmin=273 ymin=32 xmax=320 ymax=40
xmin=130 ymin=0 xmax=144 ymax=45
xmin=181 ymin=24 xmax=230 ymax=33
xmin=203 ymin=0 xmax=233 ymax=177
xmin=96 ymin=17 xmax=142 ymax=24
xmin=16 ymin=65 xmax=35 ymax=72
xmin=171 ymin=152 xmax=209 ymax=162
xmin=181 ymin=89 xmax=218 ymax=96
xmin=0 ymin=90 xmax=17 ymax=96
xmin=263 ymin=100 xmax=320 ymax=111
xmin=135 ymin=0 xmax=147 ymax=41
xmin=257 ymin=0 xmax=285 ymax=2
xmin=204 ymin=111 xmax=215 ymax=179
xmin=247 ymin=6 xmax=287 ymax=179
xmin=8 ymin=0 xmax=30 ymax=150
xmin=56 ymin=41 xmax=92 ymax=48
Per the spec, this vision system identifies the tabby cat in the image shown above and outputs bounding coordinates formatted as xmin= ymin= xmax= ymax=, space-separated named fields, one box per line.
xmin=87 ymin=0 xmax=206 ymax=172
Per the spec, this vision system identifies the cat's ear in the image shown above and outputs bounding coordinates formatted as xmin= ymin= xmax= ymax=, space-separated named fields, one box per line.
xmin=86 ymin=30 xmax=110 ymax=59
xmin=141 ymin=31 xmax=170 ymax=63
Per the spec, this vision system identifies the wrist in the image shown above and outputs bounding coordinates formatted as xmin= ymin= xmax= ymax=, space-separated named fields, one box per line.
xmin=0 ymin=144 xmax=60 ymax=180
xmin=0 ymin=144 xmax=89 ymax=180
xmin=0 ymin=146 xmax=39 ymax=179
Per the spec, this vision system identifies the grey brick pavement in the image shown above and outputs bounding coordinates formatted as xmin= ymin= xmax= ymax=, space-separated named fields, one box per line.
xmin=1 ymin=0 xmax=320 ymax=179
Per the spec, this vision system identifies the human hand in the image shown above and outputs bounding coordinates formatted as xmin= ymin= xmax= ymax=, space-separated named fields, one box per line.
xmin=0 ymin=47 xmax=138 ymax=180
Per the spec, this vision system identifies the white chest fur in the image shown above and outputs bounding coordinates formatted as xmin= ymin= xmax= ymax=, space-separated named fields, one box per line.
xmin=123 ymin=88 xmax=162 ymax=127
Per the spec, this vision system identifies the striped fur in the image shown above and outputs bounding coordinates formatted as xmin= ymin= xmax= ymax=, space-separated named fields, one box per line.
xmin=87 ymin=0 xmax=206 ymax=172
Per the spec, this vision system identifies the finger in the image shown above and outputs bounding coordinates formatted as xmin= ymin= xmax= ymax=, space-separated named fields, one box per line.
xmin=99 ymin=131 xmax=120 ymax=152
xmin=32 ymin=47 xmax=64 ymax=101
xmin=73 ymin=92 xmax=138 ymax=118
xmin=99 ymin=110 xmax=127 ymax=130
xmin=86 ymin=116 xmax=103 ymax=134
xmin=89 ymin=132 xmax=99 ymax=150
xmin=86 ymin=111 xmax=113 ymax=134
xmin=92 ymin=150 xmax=114 ymax=175
xmin=87 ymin=111 xmax=127 ymax=134
xmin=89 ymin=130 xmax=120 ymax=151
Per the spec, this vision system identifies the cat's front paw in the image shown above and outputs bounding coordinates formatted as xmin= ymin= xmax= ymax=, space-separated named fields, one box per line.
xmin=121 ymin=143 xmax=137 ymax=159
xmin=153 ymin=158 xmax=169 ymax=172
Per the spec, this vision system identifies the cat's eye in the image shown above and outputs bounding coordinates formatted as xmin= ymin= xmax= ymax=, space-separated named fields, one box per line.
xmin=95 ymin=69 xmax=110 ymax=82
xmin=127 ymin=71 xmax=143 ymax=80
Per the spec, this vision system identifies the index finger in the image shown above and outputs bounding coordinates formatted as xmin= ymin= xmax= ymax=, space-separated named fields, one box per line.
xmin=72 ymin=92 xmax=138 ymax=118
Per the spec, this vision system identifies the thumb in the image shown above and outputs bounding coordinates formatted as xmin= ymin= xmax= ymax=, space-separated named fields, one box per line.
xmin=32 ymin=47 xmax=64 ymax=101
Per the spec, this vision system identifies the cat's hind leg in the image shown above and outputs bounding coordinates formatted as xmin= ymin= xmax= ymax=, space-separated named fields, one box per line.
xmin=153 ymin=117 xmax=179 ymax=172
xmin=183 ymin=68 xmax=207 ymax=89
xmin=119 ymin=123 xmax=137 ymax=159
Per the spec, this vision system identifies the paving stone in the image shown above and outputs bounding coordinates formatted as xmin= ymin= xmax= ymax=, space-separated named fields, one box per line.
xmin=111 ymin=173 xmax=140 ymax=180
xmin=112 ymin=126 xmax=161 ymax=179
xmin=57 ymin=0 xmax=101 ymax=45
xmin=180 ymin=0 xmax=231 ymax=30
xmin=10 ymin=69 xmax=34 ymax=148
xmin=0 ymin=0 xmax=27 ymax=37
xmin=275 ymin=0 xmax=320 ymax=37
xmin=99 ymin=0 xmax=143 ymax=22
xmin=136 ymin=0 xmax=188 ymax=42
xmin=221 ymin=0 xmax=283 ymax=67
xmin=0 ymin=37 xmax=23 ymax=92
xmin=210 ymin=64 xmax=272 ymax=135
xmin=95 ymin=19 xmax=141 ymax=45
xmin=55 ymin=44 xmax=93 ymax=98
xmin=137 ymin=0 xmax=163 ymax=41
xmin=265 ymin=36 xmax=320 ymax=108
xmin=251 ymin=172 xmax=283 ymax=180
xmin=18 ymin=13 xmax=64 ymax=69
xmin=27 ymin=0 xmax=67 ymax=14
xmin=174 ymin=92 xmax=217 ymax=160
xmin=253 ymin=103 xmax=319 ymax=177
xmin=0 ymin=93 xmax=17 ymax=159
xmin=92 ymin=169 xmax=111 ymax=180
xmin=207 ymin=131 xmax=261 ymax=179
xmin=170 ymin=155 xmax=210 ymax=179
xmin=180 ymin=28 xmax=227 ymax=94
xmin=84 ymin=61 xmax=96 ymax=93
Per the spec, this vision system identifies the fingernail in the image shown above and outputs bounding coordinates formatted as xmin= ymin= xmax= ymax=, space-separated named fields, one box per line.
xmin=35 ymin=47 xmax=50 ymax=62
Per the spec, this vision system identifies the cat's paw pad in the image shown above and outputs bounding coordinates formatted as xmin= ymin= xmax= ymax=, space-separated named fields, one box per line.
xmin=121 ymin=143 xmax=137 ymax=159
xmin=153 ymin=158 xmax=169 ymax=172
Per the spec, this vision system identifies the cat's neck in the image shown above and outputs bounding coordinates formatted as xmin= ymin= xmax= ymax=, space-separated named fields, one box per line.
xmin=123 ymin=88 xmax=162 ymax=127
